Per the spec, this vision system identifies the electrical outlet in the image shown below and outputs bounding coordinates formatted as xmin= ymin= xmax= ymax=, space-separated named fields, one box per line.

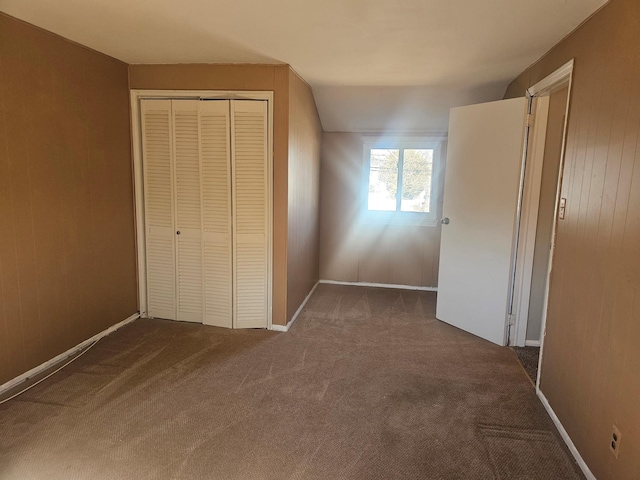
xmin=610 ymin=425 xmax=622 ymax=458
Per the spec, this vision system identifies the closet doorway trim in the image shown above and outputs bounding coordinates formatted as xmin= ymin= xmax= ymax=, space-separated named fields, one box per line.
xmin=130 ymin=90 xmax=274 ymax=330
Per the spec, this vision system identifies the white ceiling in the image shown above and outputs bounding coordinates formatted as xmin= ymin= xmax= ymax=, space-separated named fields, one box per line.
xmin=1 ymin=0 xmax=607 ymax=131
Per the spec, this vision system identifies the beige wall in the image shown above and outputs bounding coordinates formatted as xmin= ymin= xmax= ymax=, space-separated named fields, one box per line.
xmin=0 ymin=14 xmax=137 ymax=385
xmin=506 ymin=0 xmax=640 ymax=477
xmin=286 ymin=71 xmax=322 ymax=322
xmin=526 ymin=86 xmax=568 ymax=341
xmin=129 ymin=63 xmax=291 ymax=326
xmin=320 ymin=133 xmax=441 ymax=287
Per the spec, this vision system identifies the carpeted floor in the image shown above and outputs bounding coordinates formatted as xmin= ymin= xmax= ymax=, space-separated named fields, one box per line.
xmin=0 ymin=285 xmax=584 ymax=479
xmin=514 ymin=347 xmax=541 ymax=385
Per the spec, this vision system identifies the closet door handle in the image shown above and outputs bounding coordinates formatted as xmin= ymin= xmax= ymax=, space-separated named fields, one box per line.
xmin=176 ymin=231 xmax=181 ymax=235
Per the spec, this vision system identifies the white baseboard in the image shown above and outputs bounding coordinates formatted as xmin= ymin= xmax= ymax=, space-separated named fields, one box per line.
xmin=537 ymin=390 xmax=596 ymax=480
xmin=319 ymin=279 xmax=437 ymax=292
xmin=525 ymin=340 xmax=541 ymax=347
xmin=270 ymin=282 xmax=319 ymax=333
xmin=0 ymin=312 xmax=140 ymax=396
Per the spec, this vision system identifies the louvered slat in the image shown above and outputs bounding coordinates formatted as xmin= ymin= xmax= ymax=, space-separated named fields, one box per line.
xmin=173 ymin=100 xmax=203 ymax=322
xmin=141 ymin=100 xmax=176 ymax=320
xmin=231 ymin=100 xmax=268 ymax=329
xmin=200 ymin=101 xmax=233 ymax=328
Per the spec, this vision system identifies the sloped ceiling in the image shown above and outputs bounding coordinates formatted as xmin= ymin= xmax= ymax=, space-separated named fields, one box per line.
xmin=0 ymin=0 xmax=607 ymax=131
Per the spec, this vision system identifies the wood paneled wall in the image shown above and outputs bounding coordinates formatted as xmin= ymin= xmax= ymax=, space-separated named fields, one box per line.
xmin=129 ymin=63 xmax=291 ymax=326
xmin=287 ymin=71 xmax=322 ymax=322
xmin=0 ymin=14 xmax=137 ymax=385
xmin=320 ymin=133 xmax=441 ymax=287
xmin=505 ymin=0 xmax=640 ymax=477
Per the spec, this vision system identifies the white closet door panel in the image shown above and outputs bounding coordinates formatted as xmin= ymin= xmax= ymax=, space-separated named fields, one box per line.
xmin=146 ymin=231 xmax=175 ymax=318
xmin=200 ymin=101 xmax=233 ymax=328
xmin=173 ymin=100 xmax=203 ymax=322
xmin=176 ymin=232 xmax=203 ymax=322
xmin=174 ymin=101 xmax=202 ymax=230
xmin=141 ymin=99 xmax=176 ymax=320
xmin=235 ymin=243 xmax=267 ymax=326
xmin=231 ymin=100 xmax=268 ymax=329
xmin=204 ymin=239 xmax=232 ymax=327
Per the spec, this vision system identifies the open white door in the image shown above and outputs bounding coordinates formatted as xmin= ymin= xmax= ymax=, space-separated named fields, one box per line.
xmin=436 ymin=97 xmax=528 ymax=345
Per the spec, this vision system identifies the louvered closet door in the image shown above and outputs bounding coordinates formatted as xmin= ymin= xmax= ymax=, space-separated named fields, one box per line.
xmin=173 ymin=100 xmax=204 ymax=323
xmin=200 ymin=101 xmax=233 ymax=328
xmin=141 ymin=99 xmax=176 ymax=320
xmin=231 ymin=100 xmax=269 ymax=329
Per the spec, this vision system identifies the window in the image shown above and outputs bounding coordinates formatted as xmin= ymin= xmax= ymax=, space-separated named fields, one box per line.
xmin=364 ymin=138 xmax=444 ymax=224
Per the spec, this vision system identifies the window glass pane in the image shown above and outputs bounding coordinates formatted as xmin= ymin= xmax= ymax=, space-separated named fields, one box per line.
xmin=368 ymin=149 xmax=399 ymax=211
xmin=400 ymin=149 xmax=433 ymax=213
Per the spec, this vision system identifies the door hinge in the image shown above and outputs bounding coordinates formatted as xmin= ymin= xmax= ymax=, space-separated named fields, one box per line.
xmin=506 ymin=314 xmax=515 ymax=345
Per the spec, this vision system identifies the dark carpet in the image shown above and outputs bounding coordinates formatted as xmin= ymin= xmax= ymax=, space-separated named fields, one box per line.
xmin=0 ymin=285 xmax=583 ymax=479
xmin=514 ymin=347 xmax=541 ymax=385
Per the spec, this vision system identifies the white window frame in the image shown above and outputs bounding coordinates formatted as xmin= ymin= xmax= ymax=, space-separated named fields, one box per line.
xmin=362 ymin=135 xmax=446 ymax=226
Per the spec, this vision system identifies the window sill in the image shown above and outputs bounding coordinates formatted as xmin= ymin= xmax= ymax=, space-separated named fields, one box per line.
xmin=361 ymin=211 xmax=440 ymax=227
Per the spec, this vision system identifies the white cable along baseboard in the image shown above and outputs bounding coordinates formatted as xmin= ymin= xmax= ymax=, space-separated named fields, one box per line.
xmin=319 ymin=279 xmax=438 ymax=292
xmin=537 ymin=390 xmax=596 ymax=480
xmin=0 ymin=312 xmax=140 ymax=397
xmin=270 ymin=282 xmax=319 ymax=333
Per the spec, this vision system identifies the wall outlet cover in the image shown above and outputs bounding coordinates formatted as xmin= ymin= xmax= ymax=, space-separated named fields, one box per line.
xmin=610 ymin=424 xmax=622 ymax=458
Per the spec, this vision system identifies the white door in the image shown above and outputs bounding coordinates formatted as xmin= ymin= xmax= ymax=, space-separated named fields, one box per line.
xmin=231 ymin=100 xmax=269 ymax=329
xmin=141 ymin=99 xmax=176 ymax=321
xmin=173 ymin=100 xmax=204 ymax=323
xmin=140 ymin=97 xmax=270 ymax=329
xmin=200 ymin=100 xmax=233 ymax=328
xmin=436 ymin=97 xmax=528 ymax=345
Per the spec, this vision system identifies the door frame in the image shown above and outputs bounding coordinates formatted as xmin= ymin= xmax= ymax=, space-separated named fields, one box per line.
xmin=130 ymin=90 xmax=274 ymax=329
xmin=509 ymin=60 xmax=574 ymax=355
